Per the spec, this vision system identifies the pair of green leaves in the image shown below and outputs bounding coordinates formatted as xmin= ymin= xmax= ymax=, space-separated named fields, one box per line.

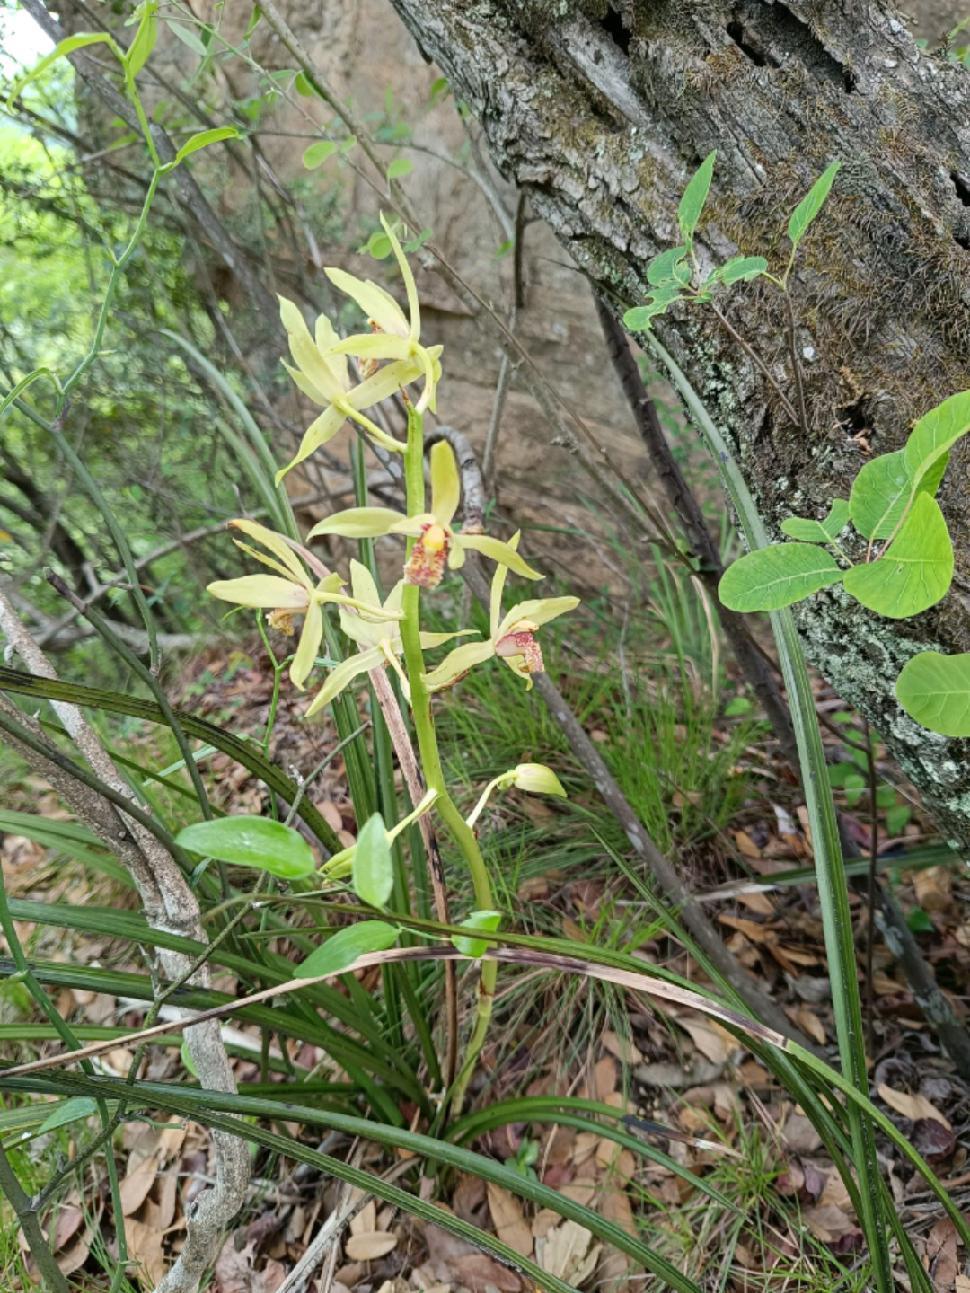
xmin=720 ymin=390 xmax=970 ymax=622
xmin=621 ymin=156 xmax=840 ymax=332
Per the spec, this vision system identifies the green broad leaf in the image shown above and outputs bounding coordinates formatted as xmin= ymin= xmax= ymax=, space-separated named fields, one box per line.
xmin=38 ymin=1097 xmax=97 ymax=1134
xmin=718 ymin=543 xmax=842 ymax=612
xmin=709 ymin=255 xmax=768 ymax=285
xmin=902 ymin=389 xmax=970 ymax=492
xmin=303 ymin=139 xmax=338 ymax=169
xmin=176 ymin=816 xmax=316 ymax=878
xmin=125 ymin=1 xmax=158 ymax=78
xmin=780 ymin=498 xmax=850 ymax=543
xmin=677 ymin=150 xmax=716 ymax=244
xmin=788 ymin=161 xmax=841 ymax=249
xmin=849 ymin=450 xmax=913 ymax=541
xmin=623 ymin=287 xmax=682 ymax=331
xmin=896 ymin=650 xmax=970 ymax=736
xmin=387 ymin=157 xmax=413 ymax=181
xmin=295 ymin=71 xmax=315 ymax=96
xmin=340 ymin=135 xmax=357 ymax=155
xmin=244 ymin=4 xmax=262 ymax=38
xmin=646 ymin=246 xmax=689 ymax=287
xmin=886 ymin=802 xmax=912 ymax=835
xmin=452 ymin=910 xmax=502 ymax=959
xmin=843 ymin=493 xmax=953 ymax=619
xmin=352 ymin=815 xmax=393 ymax=908
xmin=174 ymin=126 xmax=240 ymax=164
xmin=297 ymin=920 xmax=399 ymax=979
xmin=724 ymin=696 xmax=754 ymax=717
xmin=7 ymin=33 xmax=110 ymax=106
xmin=907 ymin=906 xmax=934 ymax=933
xmin=165 ymin=21 xmax=208 ymax=56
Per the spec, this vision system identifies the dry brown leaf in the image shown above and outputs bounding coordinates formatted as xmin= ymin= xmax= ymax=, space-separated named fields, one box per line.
xmin=120 ymin=1156 xmax=158 ymax=1216
xmin=677 ymin=1013 xmax=738 ymax=1063
xmin=877 ymin=1083 xmax=951 ymax=1128
xmin=349 ymin=1197 xmax=376 ymax=1236
xmin=782 ymin=1111 xmax=822 ymax=1154
xmin=592 ymin=1056 xmax=616 ymax=1100
xmin=737 ymin=889 xmax=775 ymax=915
xmin=126 ymin=1217 xmax=166 ymax=1288
xmin=955 ymin=1274 xmax=970 ymax=1293
xmin=487 ymin=1183 xmax=533 ymax=1257
xmin=913 ymin=865 xmax=951 ymax=911
xmin=535 ymin=1219 xmax=600 ymax=1285
xmin=453 ymin=1252 xmax=522 ymax=1290
xmin=926 ymin=1217 xmax=958 ymax=1289
xmin=602 ymin=1030 xmax=642 ymax=1064
xmin=345 ymin=1230 xmax=398 ymax=1261
xmin=787 ymin=1003 xmax=826 ymax=1045
xmin=802 ymin=1203 xmax=857 ymax=1242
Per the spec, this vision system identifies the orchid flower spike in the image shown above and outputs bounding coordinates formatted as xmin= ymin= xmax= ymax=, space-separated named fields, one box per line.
xmin=207 ymin=520 xmax=401 ymax=690
xmin=305 ymin=560 xmax=474 ymax=717
xmin=423 ymin=535 xmax=579 ymax=692
xmin=466 ymin=762 xmax=567 ymax=828
xmin=276 ymin=295 xmax=442 ymax=482
xmin=307 ymin=442 xmax=542 ymax=589
xmin=320 ymin=214 xmax=441 ymax=414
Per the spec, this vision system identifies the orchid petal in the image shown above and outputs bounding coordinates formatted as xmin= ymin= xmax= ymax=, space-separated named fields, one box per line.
xmin=305 ymin=645 xmax=384 ymax=715
xmin=229 ymin=519 xmax=309 ymax=584
xmin=380 ymin=213 xmax=420 ymax=341
xmin=290 ymin=598 xmax=324 ymax=690
xmin=281 ymin=358 xmax=329 ymax=407
xmin=208 ymin=575 xmax=308 ymax=610
xmin=324 ymin=267 xmax=409 ymax=337
xmin=488 ymin=534 xmax=518 ymax=638
xmin=324 ymin=332 xmax=412 ymax=361
xmin=429 ymin=440 xmax=460 ymax=527
xmin=447 ymin=542 xmax=465 ymax=570
xmin=497 ymin=595 xmax=580 ymax=639
xmin=276 ymin=406 xmax=346 ymax=484
xmin=279 ymin=296 xmax=345 ymax=400
xmin=418 ymin=628 xmax=478 ymax=648
xmin=423 ymin=639 xmax=496 ymax=692
xmin=314 ymin=314 xmax=347 ymax=388
xmin=308 ymin=507 xmax=406 ymax=540
xmin=459 ymin=533 xmax=543 ymax=581
xmin=346 ymin=354 xmax=430 ymax=408
xmin=347 ymin=558 xmax=382 ymax=609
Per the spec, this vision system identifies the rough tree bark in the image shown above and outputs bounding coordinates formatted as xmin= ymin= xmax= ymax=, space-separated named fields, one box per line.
xmin=385 ymin=0 xmax=970 ymax=845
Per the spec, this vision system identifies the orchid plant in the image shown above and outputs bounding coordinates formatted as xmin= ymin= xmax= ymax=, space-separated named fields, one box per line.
xmin=200 ymin=217 xmax=579 ymax=1107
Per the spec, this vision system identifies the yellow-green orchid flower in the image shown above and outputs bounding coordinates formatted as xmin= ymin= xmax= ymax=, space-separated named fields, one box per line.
xmin=320 ymin=214 xmax=441 ymax=414
xmin=276 ymin=295 xmax=442 ymax=482
xmin=207 ymin=520 xmax=401 ymax=691
xmin=423 ymin=537 xmax=579 ymax=692
xmin=466 ymin=762 xmax=567 ymax=827
xmin=307 ymin=441 xmax=542 ymax=589
xmin=305 ymin=559 xmax=473 ymax=716
xmin=321 ymin=788 xmax=438 ymax=881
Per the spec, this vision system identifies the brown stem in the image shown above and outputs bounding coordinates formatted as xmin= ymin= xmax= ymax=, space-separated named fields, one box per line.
xmin=368 ymin=666 xmax=458 ymax=1091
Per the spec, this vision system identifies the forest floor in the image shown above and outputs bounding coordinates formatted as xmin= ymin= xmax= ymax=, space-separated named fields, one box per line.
xmin=2 ymin=613 xmax=969 ymax=1292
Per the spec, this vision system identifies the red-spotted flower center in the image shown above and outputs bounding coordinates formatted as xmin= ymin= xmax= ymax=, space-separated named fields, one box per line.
xmin=404 ymin=522 xmax=451 ymax=588
xmin=495 ymin=620 xmax=543 ymax=674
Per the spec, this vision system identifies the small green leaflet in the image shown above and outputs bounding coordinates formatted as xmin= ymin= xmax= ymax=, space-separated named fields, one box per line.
xmin=780 ymin=498 xmax=850 ymax=543
xmin=896 ymin=651 xmax=970 ymax=737
xmin=165 ymin=21 xmax=209 ymax=56
xmin=787 ymin=161 xmax=841 ymax=250
xmin=623 ymin=287 xmax=682 ymax=331
xmin=174 ymin=127 xmax=240 ymax=165
xmin=351 ymin=814 xmax=393 ymax=908
xmin=387 ymin=157 xmax=413 ymax=181
xmin=303 ymin=139 xmax=338 ymax=169
xmin=7 ymin=33 xmax=110 ymax=107
xmin=297 ymin=920 xmax=399 ymax=979
xmin=452 ymin=910 xmax=502 ymax=959
xmin=646 ymin=246 xmax=690 ymax=287
xmin=902 ymin=389 xmax=970 ymax=492
xmin=843 ymin=493 xmax=953 ymax=619
xmin=176 ymin=816 xmax=316 ymax=878
xmin=295 ymin=71 xmax=315 ymax=96
xmin=678 ymin=150 xmax=716 ymax=244
xmin=360 ymin=230 xmax=392 ymax=259
xmin=718 ymin=543 xmax=842 ymax=612
xmin=709 ymin=255 xmax=768 ymax=286
xmin=125 ymin=1 xmax=158 ymax=78
xmin=38 ymin=1097 xmax=97 ymax=1134
xmin=180 ymin=1038 xmax=199 ymax=1078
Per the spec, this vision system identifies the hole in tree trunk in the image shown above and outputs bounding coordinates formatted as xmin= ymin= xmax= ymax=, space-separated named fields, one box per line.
xmin=599 ymin=4 xmax=631 ymax=56
xmin=951 ymin=172 xmax=970 ymax=207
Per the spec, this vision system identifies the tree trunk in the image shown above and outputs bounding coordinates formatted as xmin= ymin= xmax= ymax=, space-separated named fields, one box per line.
xmin=386 ymin=0 xmax=970 ymax=846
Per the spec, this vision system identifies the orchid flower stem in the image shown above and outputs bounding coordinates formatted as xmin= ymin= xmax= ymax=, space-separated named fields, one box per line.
xmin=398 ymin=408 xmax=497 ymax=1114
